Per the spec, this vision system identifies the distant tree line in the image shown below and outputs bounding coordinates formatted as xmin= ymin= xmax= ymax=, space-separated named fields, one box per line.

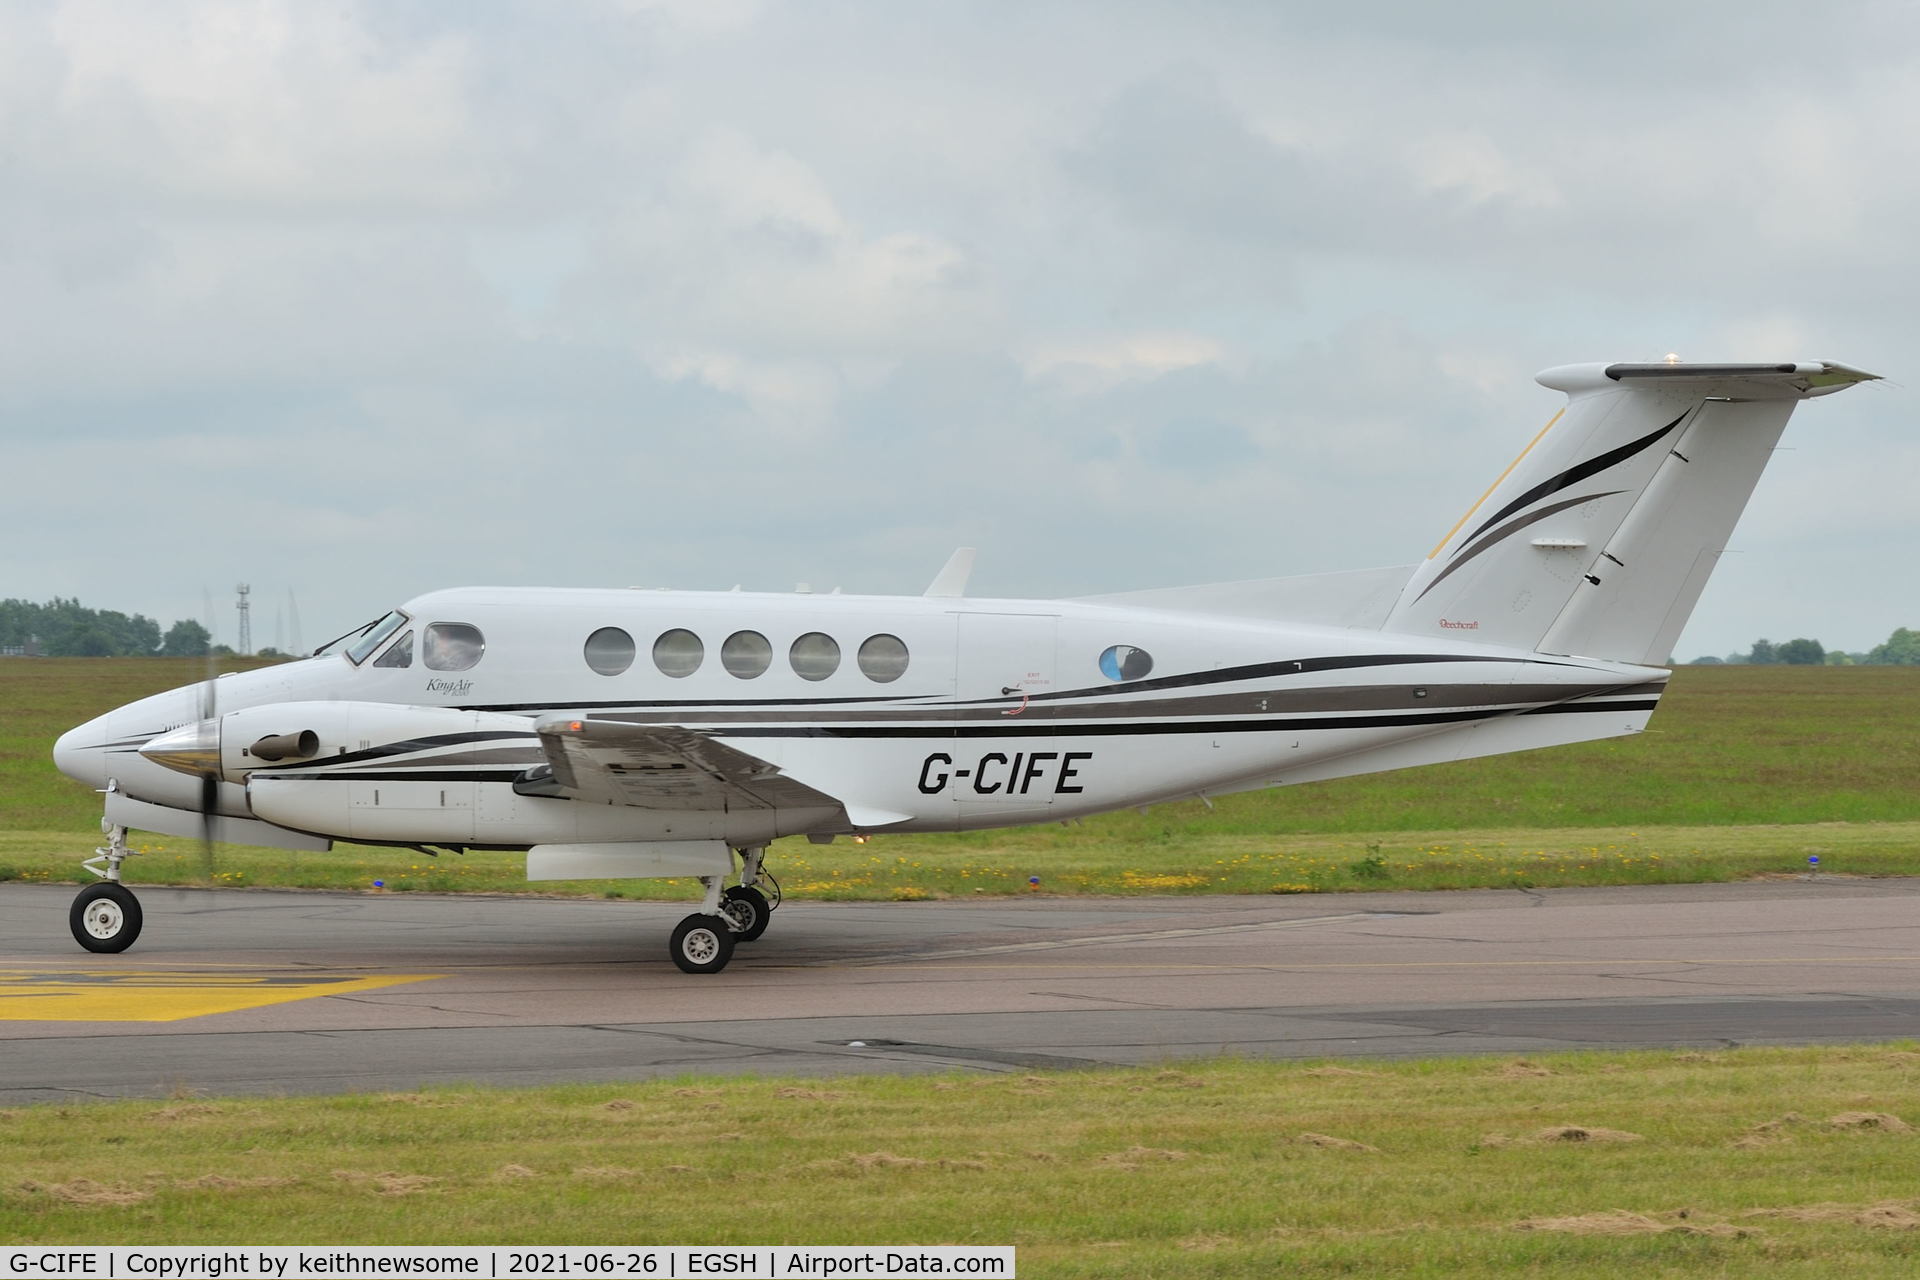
xmin=1691 ymin=627 xmax=1920 ymax=666
xmin=0 ymin=597 xmax=288 ymax=658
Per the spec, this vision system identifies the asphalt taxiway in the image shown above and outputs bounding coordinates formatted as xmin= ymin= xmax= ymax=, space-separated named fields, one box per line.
xmin=4 ymin=878 xmax=1920 ymax=1102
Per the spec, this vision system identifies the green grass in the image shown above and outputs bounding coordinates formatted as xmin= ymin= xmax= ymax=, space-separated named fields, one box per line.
xmin=6 ymin=660 xmax=1920 ymax=898
xmin=8 ymin=1048 xmax=1920 ymax=1275
xmin=4 ymin=820 xmax=1916 ymax=900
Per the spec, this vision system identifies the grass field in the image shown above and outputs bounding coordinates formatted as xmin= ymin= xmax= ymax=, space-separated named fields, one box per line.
xmin=8 ymin=661 xmax=1920 ymax=1276
xmin=4 ymin=659 xmax=1919 ymax=898
xmin=9 ymin=1047 xmax=1920 ymax=1276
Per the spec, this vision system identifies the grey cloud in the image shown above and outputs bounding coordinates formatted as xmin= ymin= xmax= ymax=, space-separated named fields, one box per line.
xmin=0 ymin=0 xmax=1909 ymax=658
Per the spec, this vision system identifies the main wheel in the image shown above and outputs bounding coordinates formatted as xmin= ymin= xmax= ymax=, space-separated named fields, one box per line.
xmin=669 ymin=913 xmax=736 ymax=974
xmin=71 ymin=882 xmax=143 ymax=954
xmin=720 ymin=885 xmax=771 ymax=941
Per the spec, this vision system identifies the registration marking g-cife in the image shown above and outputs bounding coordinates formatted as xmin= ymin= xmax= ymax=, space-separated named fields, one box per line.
xmin=2 ymin=1246 xmax=1015 ymax=1279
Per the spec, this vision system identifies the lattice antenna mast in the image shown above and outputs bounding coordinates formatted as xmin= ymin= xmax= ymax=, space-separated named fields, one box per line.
xmin=235 ymin=583 xmax=252 ymax=656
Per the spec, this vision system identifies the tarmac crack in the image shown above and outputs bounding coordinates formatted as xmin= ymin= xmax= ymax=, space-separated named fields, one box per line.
xmin=322 ymin=993 xmax=518 ymax=1019
xmin=1026 ymin=990 xmax=1179 ymax=1009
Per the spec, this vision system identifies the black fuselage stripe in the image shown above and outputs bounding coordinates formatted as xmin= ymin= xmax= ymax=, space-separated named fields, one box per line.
xmin=254 ymin=769 xmax=529 ymax=784
xmin=448 ymin=652 xmax=1616 ymax=720
xmin=1460 ymin=408 xmax=1692 ymax=548
xmin=261 ymin=698 xmax=1663 ymax=775
xmin=462 ymin=694 xmax=931 ymax=712
xmin=767 ymin=700 xmax=1662 ymax=738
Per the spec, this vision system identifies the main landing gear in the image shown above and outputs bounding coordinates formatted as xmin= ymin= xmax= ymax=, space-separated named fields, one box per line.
xmin=668 ymin=844 xmax=780 ymax=974
xmin=71 ymin=822 xmax=143 ymax=953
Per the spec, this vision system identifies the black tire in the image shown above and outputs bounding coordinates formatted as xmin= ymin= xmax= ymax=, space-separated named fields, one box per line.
xmin=720 ymin=885 xmax=771 ymax=941
xmin=669 ymin=913 xmax=736 ymax=974
xmin=71 ymin=882 xmax=142 ymax=954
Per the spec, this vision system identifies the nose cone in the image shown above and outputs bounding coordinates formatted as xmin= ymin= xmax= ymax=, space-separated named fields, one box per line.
xmin=53 ymin=718 xmax=106 ymax=788
xmin=139 ymin=720 xmax=222 ymax=777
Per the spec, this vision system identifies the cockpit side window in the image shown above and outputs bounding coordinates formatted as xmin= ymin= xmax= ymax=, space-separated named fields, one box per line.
xmin=424 ymin=622 xmax=486 ymax=672
xmin=333 ymin=610 xmax=410 ymax=666
xmin=371 ymin=629 xmax=415 ymax=668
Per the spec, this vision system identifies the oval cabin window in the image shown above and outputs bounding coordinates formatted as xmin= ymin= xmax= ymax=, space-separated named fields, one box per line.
xmin=1098 ymin=644 xmax=1152 ymax=681
xmin=423 ymin=623 xmax=485 ymax=672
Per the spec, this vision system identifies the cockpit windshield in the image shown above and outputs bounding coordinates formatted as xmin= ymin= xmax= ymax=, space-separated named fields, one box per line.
xmin=315 ymin=610 xmax=412 ymax=665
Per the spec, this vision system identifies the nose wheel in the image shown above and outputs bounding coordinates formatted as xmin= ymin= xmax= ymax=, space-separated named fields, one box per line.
xmin=72 ymin=882 xmax=143 ymax=953
xmin=72 ymin=820 xmax=143 ymax=953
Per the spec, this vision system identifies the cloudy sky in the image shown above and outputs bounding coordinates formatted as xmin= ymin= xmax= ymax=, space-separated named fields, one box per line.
xmin=3 ymin=0 xmax=1911 ymax=659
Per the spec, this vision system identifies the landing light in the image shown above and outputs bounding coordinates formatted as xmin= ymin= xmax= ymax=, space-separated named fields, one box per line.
xmin=1664 ymin=352 xmax=1681 ymax=364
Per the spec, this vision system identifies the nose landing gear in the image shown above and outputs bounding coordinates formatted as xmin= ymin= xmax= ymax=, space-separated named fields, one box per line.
xmin=71 ymin=822 xmax=143 ymax=953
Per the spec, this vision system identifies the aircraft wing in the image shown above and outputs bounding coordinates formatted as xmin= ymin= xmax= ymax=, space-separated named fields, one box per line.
xmin=529 ymin=715 xmax=843 ymax=813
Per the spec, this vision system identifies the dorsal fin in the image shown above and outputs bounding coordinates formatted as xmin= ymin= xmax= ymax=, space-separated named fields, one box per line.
xmin=923 ymin=547 xmax=976 ymax=598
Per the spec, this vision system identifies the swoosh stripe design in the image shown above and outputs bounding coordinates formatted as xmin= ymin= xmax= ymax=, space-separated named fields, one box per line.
xmin=261 ymin=731 xmax=538 ymax=772
xmin=1458 ymin=407 xmax=1692 ymax=549
xmin=464 ymin=693 xmax=933 ymax=713
xmin=1413 ymin=491 xmax=1623 ymax=604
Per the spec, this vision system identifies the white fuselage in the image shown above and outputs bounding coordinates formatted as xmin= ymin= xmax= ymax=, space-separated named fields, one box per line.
xmin=55 ymin=585 xmax=1666 ymax=852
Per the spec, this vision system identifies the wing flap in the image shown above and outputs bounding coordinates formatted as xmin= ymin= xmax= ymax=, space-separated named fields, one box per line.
xmin=532 ymin=716 xmax=842 ymax=812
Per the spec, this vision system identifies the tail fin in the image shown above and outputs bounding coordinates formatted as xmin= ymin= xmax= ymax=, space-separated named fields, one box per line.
xmin=1385 ymin=361 xmax=1878 ymax=664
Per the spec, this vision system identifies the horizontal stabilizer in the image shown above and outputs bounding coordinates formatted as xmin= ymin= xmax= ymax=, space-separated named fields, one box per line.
xmin=1591 ymin=361 xmax=1880 ymax=400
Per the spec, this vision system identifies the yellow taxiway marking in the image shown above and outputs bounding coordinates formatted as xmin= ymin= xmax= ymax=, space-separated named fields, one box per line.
xmin=0 ymin=969 xmax=440 ymax=1022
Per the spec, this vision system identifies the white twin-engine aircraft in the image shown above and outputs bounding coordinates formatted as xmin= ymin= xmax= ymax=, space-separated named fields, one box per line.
xmin=53 ymin=360 xmax=1877 ymax=972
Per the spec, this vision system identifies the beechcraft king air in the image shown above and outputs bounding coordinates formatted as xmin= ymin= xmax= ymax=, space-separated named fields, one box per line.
xmin=52 ymin=360 xmax=1878 ymax=972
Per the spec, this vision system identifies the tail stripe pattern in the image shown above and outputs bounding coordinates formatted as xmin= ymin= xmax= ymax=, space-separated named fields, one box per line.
xmin=1413 ymin=489 xmax=1626 ymax=604
xmin=1456 ymin=408 xmax=1692 ymax=549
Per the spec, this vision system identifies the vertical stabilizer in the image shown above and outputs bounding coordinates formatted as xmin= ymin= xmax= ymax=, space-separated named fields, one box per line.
xmin=1384 ymin=361 xmax=1877 ymax=663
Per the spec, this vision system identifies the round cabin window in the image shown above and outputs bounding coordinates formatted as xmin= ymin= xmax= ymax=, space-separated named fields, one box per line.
xmin=584 ymin=627 xmax=636 ymax=676
xmin=652 ymin=629 xmax=704 ymax=678
xmin=721 ymin=630 xmax=773 ymax=679
xmin=789 ymin=632 xmax=841 ymax=681
xmin=857 ymin=633 xmax=910 ymax=683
